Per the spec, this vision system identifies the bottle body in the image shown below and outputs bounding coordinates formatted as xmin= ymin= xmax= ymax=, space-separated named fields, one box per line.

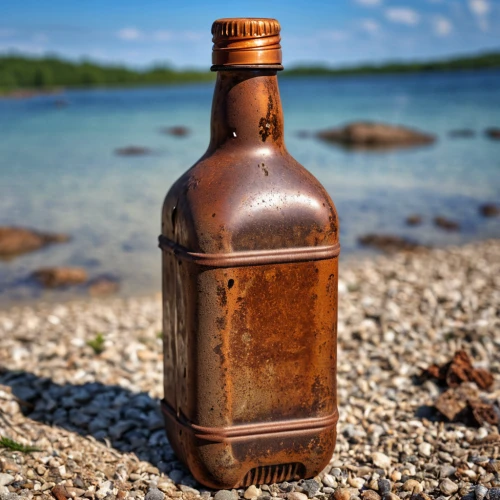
xmin=161 ymin=70 xmax=339 ymax=488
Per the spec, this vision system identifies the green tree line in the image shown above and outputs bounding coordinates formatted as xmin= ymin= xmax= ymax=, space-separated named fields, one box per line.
xmin=0 ymin=56 xmax=214 ymax=90
xmin=285 ymin=51 xmax=500 ymax=77
xmin=1 ymin=51 xmax=500 ymax=91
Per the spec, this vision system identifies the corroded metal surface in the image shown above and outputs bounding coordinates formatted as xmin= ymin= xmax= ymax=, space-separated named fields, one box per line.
xmin=160 ymin=18 xmax=339 ymax=490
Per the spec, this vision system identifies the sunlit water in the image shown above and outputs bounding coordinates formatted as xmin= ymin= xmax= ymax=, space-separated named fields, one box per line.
xmin=1 ymin=70 xmax=499 ymax=302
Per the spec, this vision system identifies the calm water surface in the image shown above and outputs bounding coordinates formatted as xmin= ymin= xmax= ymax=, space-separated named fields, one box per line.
xmin=1 ymin=70 xmax=499 ymax=302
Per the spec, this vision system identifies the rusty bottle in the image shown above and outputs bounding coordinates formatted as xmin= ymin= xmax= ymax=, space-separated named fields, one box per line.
xmin=160 ymin=18 xmax=340 ymax=489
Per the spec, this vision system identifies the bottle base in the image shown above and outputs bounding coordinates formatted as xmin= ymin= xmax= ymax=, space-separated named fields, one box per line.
xmin=161 ymin=399 xmax=338 ymax=489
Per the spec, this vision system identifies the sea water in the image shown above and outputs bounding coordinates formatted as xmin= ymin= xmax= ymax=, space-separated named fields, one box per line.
xmin=0 ymin=69 xmax=499 ymax=302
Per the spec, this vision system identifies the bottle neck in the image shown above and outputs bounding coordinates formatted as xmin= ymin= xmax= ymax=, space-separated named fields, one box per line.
xmin=208 ymin=70 xmax=285 ymax=152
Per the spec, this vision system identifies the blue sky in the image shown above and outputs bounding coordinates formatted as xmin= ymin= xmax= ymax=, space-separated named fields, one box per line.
xmin=1 ymin=0 xmax=499 ymax=68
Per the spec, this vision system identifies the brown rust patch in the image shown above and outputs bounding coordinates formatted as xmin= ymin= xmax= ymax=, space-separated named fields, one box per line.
xmin=259 ymin=95 xmax=280 ymax=143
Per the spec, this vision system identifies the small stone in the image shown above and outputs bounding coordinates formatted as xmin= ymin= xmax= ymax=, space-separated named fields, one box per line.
xmin=402 ymin=481 xmax=423 ymax=494
xmin=378 ymin=480 xmax=392 ymax=496
xmin=349 ymin=478 xmax=365 ymax=489
xmin=145 ymin=488 xmax=165 ymax=500
xmin=36 ymin=465 xmax=46 ymax=476
xmin=96 ymin=481 xmax=114 ymax=500
xmin=362 ymin=491 xmax=381 ymax=500
xmin=52 ymin=485 xmax=70 ymax=500
xmin=410 ymin=494 xmax=432 ymax=500
xmin=322 ymin=475 xmax=337 ymax=488
xmin=280 ymin=483 xmax=294 ymax=493
xmin=156 ymin=482 xmax=172 ymax=493
xmin=384 ymin=495 xmax=401 ymax=500
xmin=244 ymin=486 xmax=262 ymax=499
xmin=331 ymin=469 xmax=342 ymax=478
xmin=487 ymin=489 xmax=500 ymax=500
xmin=439 ymin=466 xmax=456 ymax=479
xmin=287 ymin=494 xmax=308 ymax=500
xmin=372 ymin=453 xmax=391 ymax=469
xmin=333 ymin=489 xmax=351 ymax=500
xmin=417 ymin=443 xmax=432 ymax=458
xmin=214 ymin=491 xmax=238 ymax=500
xmin=299 ymin=479 xmax=320 ymax=498
xmin=0 ymin=474 xmax=15 ymax=487
xmin=179 ymin=485 xmax=200 ymax=495
xmin=439 ymin=479 xmax=458 ymax=496
xmin=475 ymin=485 xmax=488 ymax=500
xmin=391 ymin=472 xmax=402 ymax=483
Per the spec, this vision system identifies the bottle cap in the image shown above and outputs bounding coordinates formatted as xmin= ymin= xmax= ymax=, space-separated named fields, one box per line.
xmin=211 ymin=18 xmax=283 ymax=70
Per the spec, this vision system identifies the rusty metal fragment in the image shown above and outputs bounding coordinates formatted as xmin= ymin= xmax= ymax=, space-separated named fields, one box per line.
xmin=424 ymin=350 xmax=494 ymax=391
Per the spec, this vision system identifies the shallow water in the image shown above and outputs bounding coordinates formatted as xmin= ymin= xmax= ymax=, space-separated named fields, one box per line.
xmin=1 ymin=70 xmax=499 ymax=302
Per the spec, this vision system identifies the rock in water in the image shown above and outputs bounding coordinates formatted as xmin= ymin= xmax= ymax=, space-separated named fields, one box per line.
xmin=358 ymin=234 xmax=423 ymax=253
xmin=316 ymin=122 xmax=435 ymax=150
xmin=480 ymin=203 xmax=500 ymax=217
xmin=433 ymin=216 xmax=460 ymax=231
xmin=115 ymin=146 xmax=152 ymax=156
xmin=485 ymin=127 xmax=500 ymax=140
xmin=0 ymin=227 xmax=69 ymax=258
xmin=32 ymin=267 xmax=88 ymax=288
xmin=161 ymin=126 xmax=190 ymax=137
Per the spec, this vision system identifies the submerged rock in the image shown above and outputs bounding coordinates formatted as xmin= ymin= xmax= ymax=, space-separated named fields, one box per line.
xmin=406 ymin=214 xmax=423 ymax=226
xmin=161 ymin=126 xmax=190 ymax=137
xmin=358 ymin=234 xmax=423 ymax=253
xmin=485 ymin=127 xmax=500 ymax=140
xmin=115 ymin=146 xmax=153 ymax=156
xmin=88 ymin=277 xmax=120 ymax=296
xmin=480 ymin=203 xmax=500 ymax=217
xmin=316 ymin=122 xmax=436 ymax=150
xmin=433 ymin=216 xmax=460 ymax=231
xmin=32 ymin=267 xmax=88 ymax=288
xmin=0 ymin=227 xmax=69 ymax=258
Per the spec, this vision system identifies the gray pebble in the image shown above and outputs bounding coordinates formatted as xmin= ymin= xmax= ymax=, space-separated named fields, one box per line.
xmin=487 ymin=489 xmax=500 ymax=500
xmin=475 ymin=485 xmax=488 ymax=500
xmin=439 ymin=466 xmax=456 ymax=479
xmin=379 ymin=479 xmax=392 ymax=495
xmin=298 ymin=479 xmax=320 ymax=498
xmin=145 ymin=488 xmax=165 ymax=500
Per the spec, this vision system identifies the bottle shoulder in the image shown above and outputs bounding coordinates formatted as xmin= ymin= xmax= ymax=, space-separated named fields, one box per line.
xmin=162 ymin=148 xmax=338 ymax=253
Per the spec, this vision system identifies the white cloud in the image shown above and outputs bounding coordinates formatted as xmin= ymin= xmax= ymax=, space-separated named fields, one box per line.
xmin=153 ymin=30 xmax=173 ymax=41
xmin=354 ymin=0 xmax=382 ymax=6
xmin=360 ymin=19 xmax=381 ymax=34
xmin=433 ymin=16 xmax=453 ymax=36
xmin=385 ymin=8 xmax=421 ymax=25
xmin=468 ymin=0 xmax=490 ymax=31
xmin=117 ymin=28 xmax=142 ymax=41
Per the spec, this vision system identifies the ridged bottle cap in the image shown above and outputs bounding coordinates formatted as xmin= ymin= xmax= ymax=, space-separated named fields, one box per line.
xmin=211 ymin=18 xmax=283 ymax=70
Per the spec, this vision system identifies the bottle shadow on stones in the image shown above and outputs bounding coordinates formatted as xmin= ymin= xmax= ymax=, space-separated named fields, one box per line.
xmin=0 ymin=368 xmax=196 ymax=483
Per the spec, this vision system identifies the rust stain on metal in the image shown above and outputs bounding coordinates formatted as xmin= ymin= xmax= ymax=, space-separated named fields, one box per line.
xmin=160 ymin=17 xmax=339 ymax=489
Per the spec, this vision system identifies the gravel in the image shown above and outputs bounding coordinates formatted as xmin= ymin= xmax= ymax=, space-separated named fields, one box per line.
xmin=0 ymin=239 xmax=499 ymax=500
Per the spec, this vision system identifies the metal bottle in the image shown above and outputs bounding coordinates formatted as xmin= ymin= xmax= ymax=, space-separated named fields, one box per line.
xmin=160 ymin=18 xmax=340 ymax=489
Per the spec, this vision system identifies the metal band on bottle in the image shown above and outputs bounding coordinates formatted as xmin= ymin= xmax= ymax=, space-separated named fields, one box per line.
xmin=158 ymin=235 xmax=340 ymax=268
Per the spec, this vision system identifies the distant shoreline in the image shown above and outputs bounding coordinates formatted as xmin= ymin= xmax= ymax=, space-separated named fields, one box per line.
xmin=0 ymin=50 xmax=499 ymax=97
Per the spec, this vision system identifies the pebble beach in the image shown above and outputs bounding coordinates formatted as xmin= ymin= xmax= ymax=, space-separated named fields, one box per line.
xmin=0 ymin=239 xmax=499 ymax=500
